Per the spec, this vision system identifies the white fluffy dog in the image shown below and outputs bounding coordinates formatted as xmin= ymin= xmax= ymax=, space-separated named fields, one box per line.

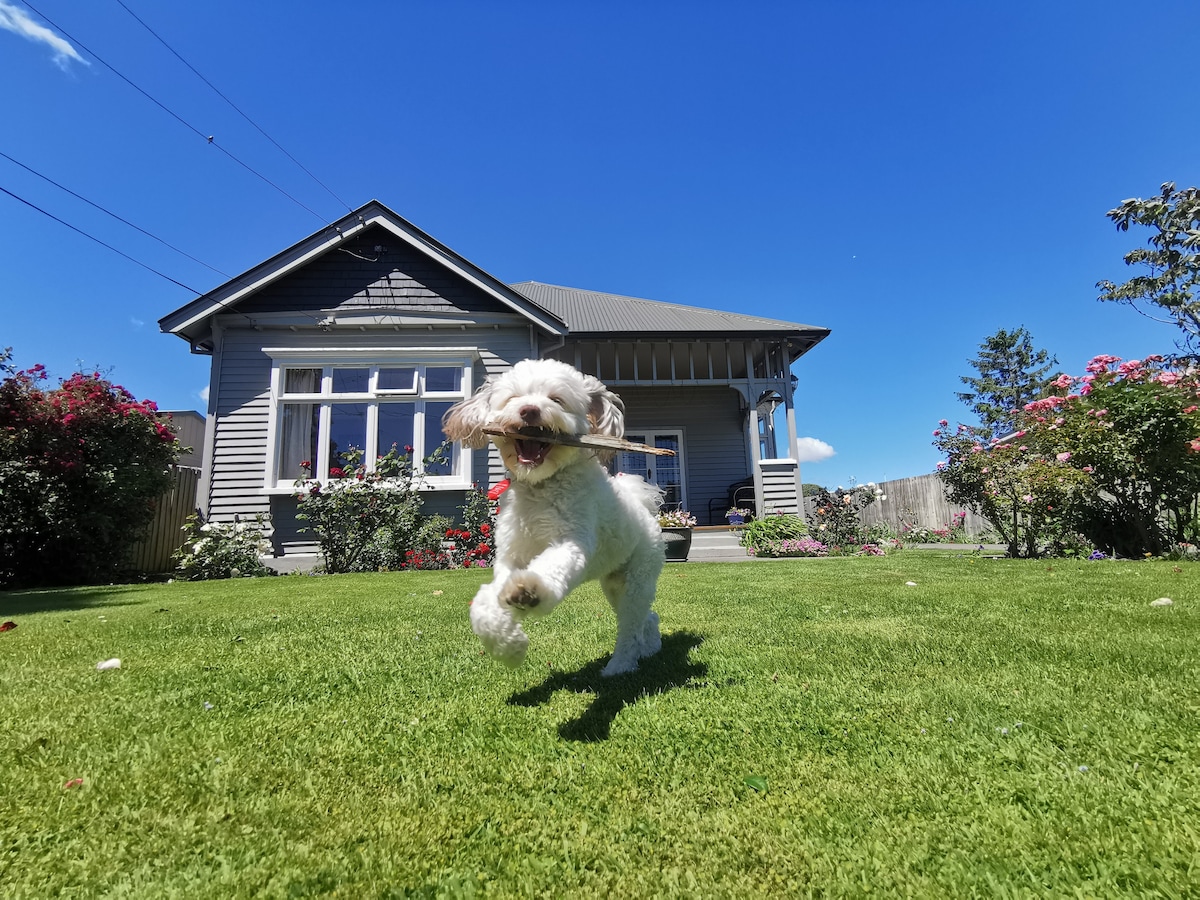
xmin=443 ymin=358 xmax=665 ymax=676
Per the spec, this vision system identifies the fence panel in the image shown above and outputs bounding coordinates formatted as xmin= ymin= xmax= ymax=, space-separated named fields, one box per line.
xmin=131 ymin=466 xmax=200 ymax=573
xmin=857 ymin=473 xmax=990 ymax=537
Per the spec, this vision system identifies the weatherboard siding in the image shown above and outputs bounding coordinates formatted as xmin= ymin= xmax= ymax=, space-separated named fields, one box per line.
xmin=237 ymin=228 xmax=502 ymax=317
xmin=208 ymin=327 xmax=273 ymax=523
xmin=205 ymin=320 xmax=537 ymax=555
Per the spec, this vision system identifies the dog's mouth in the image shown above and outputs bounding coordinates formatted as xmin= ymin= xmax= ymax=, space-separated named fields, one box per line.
xmin=512 ymin=427 xmax=556 ymax=467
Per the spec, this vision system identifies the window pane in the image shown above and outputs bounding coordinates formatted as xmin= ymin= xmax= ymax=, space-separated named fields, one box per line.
xmin=284 ymin=368 xmax=321 ymax=394
xmin=425 ymin=367 xmax=461 ymax=393
xmin=424 ymin=401 xmax=455 ymax=475
xmin=332 ymin=368 xmax=369 ymax=394
xmin=378 ymin=367 xmax=417 ymax=391
xmin=279 ymin=403 xmax=319 ymax=481
xmin=378 ymin=403 xmax=415 ymax=462
xmin=329 ymin=403 xmax=368 ymax=474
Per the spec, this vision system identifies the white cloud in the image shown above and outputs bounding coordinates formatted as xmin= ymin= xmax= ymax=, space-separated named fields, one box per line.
xmin=794 ymin=437 xmax=836 ymax=463
xmin=198 ymin=385 xmax=210 ymax=403
xmin=0 ymin=1 xmax=88 ymax=70
xmin=129 ymin=316 xmax=145 ymax=329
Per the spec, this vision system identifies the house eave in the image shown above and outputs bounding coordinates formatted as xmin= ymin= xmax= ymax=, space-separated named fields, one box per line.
xmin=562 ymin=328 xmax=830 ymax=362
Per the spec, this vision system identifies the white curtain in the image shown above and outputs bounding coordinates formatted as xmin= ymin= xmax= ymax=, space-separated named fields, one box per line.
xmin=280 ymin=368 xmax=319 ymax=480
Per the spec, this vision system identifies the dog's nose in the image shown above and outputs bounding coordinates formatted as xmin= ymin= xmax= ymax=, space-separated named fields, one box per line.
xmin=518 ymin=404 xmax=541 ymax=424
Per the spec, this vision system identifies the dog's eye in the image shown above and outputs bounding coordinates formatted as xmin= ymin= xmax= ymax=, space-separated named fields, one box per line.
xmin=549 ymin=396 xmax=565 ymax=406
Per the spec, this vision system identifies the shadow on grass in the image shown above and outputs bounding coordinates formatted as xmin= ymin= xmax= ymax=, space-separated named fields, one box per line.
xmin=507 ymin=630 xmax=707 ymax=742
xmin=0 ymin=586 xmax=143 ymax=615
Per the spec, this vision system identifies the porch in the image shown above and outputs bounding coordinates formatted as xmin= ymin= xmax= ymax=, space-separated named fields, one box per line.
xmin=544 ymin=336 xmax=812 ymax=524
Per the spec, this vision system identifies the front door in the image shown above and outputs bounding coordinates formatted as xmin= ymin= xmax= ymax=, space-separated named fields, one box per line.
xmin=617 ymin=430 xmax=685 ymax=510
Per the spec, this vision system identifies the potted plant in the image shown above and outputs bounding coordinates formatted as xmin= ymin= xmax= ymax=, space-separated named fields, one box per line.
xmin=725 ymin=507 xmax=752 ymax=526
xmin=657 ymin=508 xmax=697 ymax=561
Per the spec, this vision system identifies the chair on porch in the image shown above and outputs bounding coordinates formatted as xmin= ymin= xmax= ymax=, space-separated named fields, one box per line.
xmin=707 ymin=477 xmax=756 ymax=525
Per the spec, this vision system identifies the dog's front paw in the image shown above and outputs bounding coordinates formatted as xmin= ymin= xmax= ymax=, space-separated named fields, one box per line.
xmin=498 ymin=570 xmax=554 ymax=613
xmin=470 ymin=584 xmax=529 ymax=667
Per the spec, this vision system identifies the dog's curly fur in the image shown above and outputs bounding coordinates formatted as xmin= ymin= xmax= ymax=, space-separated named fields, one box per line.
xmin=443 ymin=359 xmax=665 ymax=676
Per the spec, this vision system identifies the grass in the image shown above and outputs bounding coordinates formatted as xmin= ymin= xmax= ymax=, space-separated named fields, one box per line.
xmin=1 ymin=555 xmax=1197 ymax=897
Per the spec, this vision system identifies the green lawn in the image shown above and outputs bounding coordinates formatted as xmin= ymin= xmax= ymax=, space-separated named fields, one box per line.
xmin=2 ymin=556 xmax=1197 ymax=897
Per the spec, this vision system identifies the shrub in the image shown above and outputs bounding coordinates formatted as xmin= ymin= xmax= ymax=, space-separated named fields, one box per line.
xmin=748 ymin=535 xmax=828 ymax=558
xmin=0 ymin=362 xmax=179 ymax=588
xmin=738 ymin=512 xmax=808 ymax=553
xmin=294 ymin=444 xmax=442 ymax=573
xmin=447 ymin=486 xmax=498 ymax=568
xmin=1030 ymin=355 xmax=1200 ymax=557
xmin=899 ymin=512 xmax=969 ymax=544
xmin=295 ymin=445 xmax=498 ymax=573
xmin=936 ymin=355 xmax=1200 ymax=558
xmin=399 ymin=489 xmax=498 ymax=570
xmin=173 ymin=513 xmax=274 ymax=580
xmin=806 ymin=484 xmax=884 ymax=549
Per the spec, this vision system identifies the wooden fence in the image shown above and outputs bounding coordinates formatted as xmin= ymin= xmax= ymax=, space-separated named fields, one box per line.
xmin=856 ymin=473 xmax=991 ymax=537
xmin=130 ymin=466 xmax=201 ymax=573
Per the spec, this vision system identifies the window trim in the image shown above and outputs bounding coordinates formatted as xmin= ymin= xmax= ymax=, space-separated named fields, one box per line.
xmin=262 ymin=348 xmax=475 ymax=493
xmin=614 ymin=428 xmax=687 ymax=510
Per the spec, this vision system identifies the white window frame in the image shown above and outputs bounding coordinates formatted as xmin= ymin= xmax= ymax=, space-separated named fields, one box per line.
xmin=615 ymin=428 xmax=687 ymax=510
xmin=262 ymin=349 xmax=475 ymax=493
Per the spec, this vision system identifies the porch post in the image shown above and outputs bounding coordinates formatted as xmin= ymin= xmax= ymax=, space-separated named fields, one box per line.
xmin=745 ymin=344 xmax=765 ymax=517
xmin=747 ymin=401 xmax=765 ymax=518
xmin=783 ymin=360 xmax=805 ymax=517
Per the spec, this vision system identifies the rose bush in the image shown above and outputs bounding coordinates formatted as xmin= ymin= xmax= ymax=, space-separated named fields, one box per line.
xmin=934 ymin=424 xmax=1090 ymax=558
xmin=403 ymin=487 xmax=497 ymax=570
xmin=294 ymin=442 xmax=497 ymax=572
xmin=936 ymin=354 xmax=1200 ymax=558
xmin=1030 ymin=355 xmax=1200 ymax=556
xmin=294 ymin=443 xmax=440 ymax=573
xmin=806 ymin=484 xmax=885 ymax=553
xmin=0 ymin=362 xmax=179 ymax=587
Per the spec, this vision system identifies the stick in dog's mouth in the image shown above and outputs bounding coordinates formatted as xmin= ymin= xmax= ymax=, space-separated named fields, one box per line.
xmin=481 ymin=426 xmax=677 ymax=457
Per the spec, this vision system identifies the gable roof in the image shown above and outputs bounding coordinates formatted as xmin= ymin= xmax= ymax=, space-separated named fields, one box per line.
xmin=158 ymin=201 xmax=567 ymax=351
xmin=511 ymin=281 xmax=829 ymax=358
xmin=159 ymin=203 xmax=829 ymax=360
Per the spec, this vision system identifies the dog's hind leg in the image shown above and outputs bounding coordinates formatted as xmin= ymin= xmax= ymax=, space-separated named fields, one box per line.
xmin=599 ymin=555 xmax=662 ymax=676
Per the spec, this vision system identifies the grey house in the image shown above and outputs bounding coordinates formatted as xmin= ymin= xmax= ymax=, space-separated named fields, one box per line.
xmin=159 ymin=202 xmax=829 ymax=558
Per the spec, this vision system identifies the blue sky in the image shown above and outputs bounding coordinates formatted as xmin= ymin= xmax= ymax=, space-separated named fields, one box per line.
xmin=3 ymin=1 xmax=1198 ymax=489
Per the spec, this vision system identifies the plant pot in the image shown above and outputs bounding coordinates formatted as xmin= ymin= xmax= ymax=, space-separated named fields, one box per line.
xmin=726 ymin=514 xmax=746 ymax=526
xmin=661 ymin=526 xmax=693 ymax=561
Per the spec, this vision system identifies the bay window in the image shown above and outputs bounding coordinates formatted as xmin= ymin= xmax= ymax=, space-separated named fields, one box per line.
xmin=267 ymin=357 xmax=471 ymax=489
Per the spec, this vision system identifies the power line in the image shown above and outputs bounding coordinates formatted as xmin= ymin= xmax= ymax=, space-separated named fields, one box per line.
xmin=0 ymin=149 xmax=231 ymax=279
xmin=113 ymin=0 xmax=354 ymax=216
xmin=0 ymin=184 xmax=200 ymax=293
xmin=21 ymin=0 xmax=330 ymax=224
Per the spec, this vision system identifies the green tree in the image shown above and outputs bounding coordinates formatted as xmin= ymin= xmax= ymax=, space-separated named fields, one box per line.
xmin=956 ymin=327 xmax=1057 ymax=439
xmin=1097 ymin=182 xmax=1200 ymax=354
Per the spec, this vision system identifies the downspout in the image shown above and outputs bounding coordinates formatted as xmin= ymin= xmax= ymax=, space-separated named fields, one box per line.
xmin=534 ymin=323 xmax=566 ymax=359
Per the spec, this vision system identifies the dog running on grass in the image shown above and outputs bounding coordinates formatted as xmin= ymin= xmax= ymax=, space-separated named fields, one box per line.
xmin=442 ymin=358 xmax=665 ymax=676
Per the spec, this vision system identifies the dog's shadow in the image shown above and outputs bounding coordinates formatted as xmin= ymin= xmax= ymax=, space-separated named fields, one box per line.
xmin=507 ymin=631 xmax=707 ymax=742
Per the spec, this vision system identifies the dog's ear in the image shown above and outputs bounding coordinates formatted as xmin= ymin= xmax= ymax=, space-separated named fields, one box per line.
xmin=442 ymin=378 xmax=496 ymax=450
xmin=583 ymin=375 xmax=625 ymax=440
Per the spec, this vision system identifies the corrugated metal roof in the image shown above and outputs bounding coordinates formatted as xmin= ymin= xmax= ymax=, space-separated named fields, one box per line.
xmin=509 ymin=281 xmax=828 ymax=338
